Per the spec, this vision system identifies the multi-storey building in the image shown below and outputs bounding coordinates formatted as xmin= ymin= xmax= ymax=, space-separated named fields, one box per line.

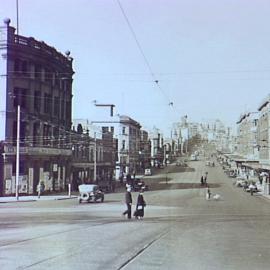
xmin=258 ymin=95 xmax=270 ymax=167
xmin=69 ymin=125 xmax=116 ymax=191
xmin=138 ymin=130 xmax=151 ymax=172
xmin=70 ymin=120 xmax=117 ymax=187
xmin=0 ymin=19 xmax=74 ymax=196
xmin=149 ymin=127 xmax=164 ymax=166
xmin=236 ymin=112 xmax=259 ymax=160
xmin=117 ymin=115 xmax=141 ymax=175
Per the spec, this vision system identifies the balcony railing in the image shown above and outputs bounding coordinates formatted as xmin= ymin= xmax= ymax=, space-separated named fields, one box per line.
xmin=13 ymin=35 xmax=72 ymax=68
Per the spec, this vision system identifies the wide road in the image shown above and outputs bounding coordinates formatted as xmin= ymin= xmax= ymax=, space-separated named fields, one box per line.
xmin=1 ymin=159 xmax=270 ymax=269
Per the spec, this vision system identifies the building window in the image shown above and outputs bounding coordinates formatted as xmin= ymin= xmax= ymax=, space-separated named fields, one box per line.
xmin=35 ymin=64 xmax=41 ymax=79
xmin=90 ymin=148 xmax=94 ymax=162
xmin=54 ymin=96 xmax=60 ymax=116
xmin=44 ymin=93 xmax=52 ymax=114
xmin=14 ymin=59 xmax=20 ymax=73
xmin=12 ymin=160 xmax=25 ymax=175
xmin=33 ymin=122 xmax=40 ymax=146
xmin=22 ymin=61 xmax=28 ymax=76
xmin=66 ymin=100 xmax=71 ymax=122
xmin=61 ymin=99 xmax=65 ymax=119
xmin=34 ymin=91 xmax=41 ymax=112
xmin=122 ymin=140 xmax=125 ymax=150
xmin=122 ymin=127 xmax=126 ymax=134
xmin=53 ymin=127 xmax=59 ymax=147
xmin=13 ymin=88 xmax=27 ymax=108
xmin=44 ymin=161 xmax=50 ymax=172
xmin=43 ymin=124 xmax=50 ymax=146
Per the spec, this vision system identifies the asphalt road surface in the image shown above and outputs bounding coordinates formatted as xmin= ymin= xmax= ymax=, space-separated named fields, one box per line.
xmin=1 ymin=159 xmax=270 ymax=269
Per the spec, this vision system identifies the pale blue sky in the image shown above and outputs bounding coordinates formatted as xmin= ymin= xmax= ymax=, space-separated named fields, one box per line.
xmin=1 ymin=0 xmax=270 ymax=135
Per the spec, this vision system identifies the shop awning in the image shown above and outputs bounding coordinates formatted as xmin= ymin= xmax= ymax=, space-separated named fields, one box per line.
xmin=241 ymin=162 xmax=261 ymax=170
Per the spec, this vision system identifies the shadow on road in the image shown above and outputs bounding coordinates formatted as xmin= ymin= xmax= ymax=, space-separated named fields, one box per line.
xmin=165 ymin=167 xmax=195 ymax=173
xmin=144 ymin=178 xmax=221 ymax=191
xmin=113 ymin=180 xmax=221 ymax=193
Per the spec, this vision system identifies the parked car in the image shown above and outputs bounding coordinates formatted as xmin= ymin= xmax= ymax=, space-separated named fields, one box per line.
xmin=190 ymin=154 xmax=198 ymax=161
xmin=132 ymin=178 xmax=149 ymax=191
xmin=144 ymin=168 xmax=152 ymax=176
xmin=176 ymin=161 xmax=187 ymax=167
xmin=235 ymin=179 xmax=246 ymax=187
xmin=243 ymin=182 xmax=258 ymax=193
xmin=229 ymin=171 xmax=237 ymax=178
xmin=78 ymin=184 xmax=104 ymax=203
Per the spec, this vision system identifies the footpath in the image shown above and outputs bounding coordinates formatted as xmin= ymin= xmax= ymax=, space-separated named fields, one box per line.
xmin=0 ymin=194 xmax=78 ymax=203
xmin=2 ymin=159 xmax=270 ymax=203
xmin=0 ymin=170 xmax=160 ymax=204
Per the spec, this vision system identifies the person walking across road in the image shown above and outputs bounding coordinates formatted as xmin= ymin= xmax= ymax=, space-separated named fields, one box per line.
xmin=206 ymin=185 xmax=211 ymax=200
xmin=122 ymin=186 xmax=132 ymax=219
xmin=204 ymin=172 xmax=208 ymax=185
xmin=200 ymin=176 xmax=204 ymax=186
xmin=134 ymin=189 xmax=146 ymax=220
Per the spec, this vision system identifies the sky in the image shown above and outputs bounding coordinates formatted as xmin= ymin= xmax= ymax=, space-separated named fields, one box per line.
xmin=1 ymin=0 xmax=270 ymax=136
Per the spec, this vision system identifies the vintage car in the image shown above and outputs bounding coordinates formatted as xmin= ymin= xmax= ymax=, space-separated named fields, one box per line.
xmin=132 ymin=178 xmax=149 ymax=192
xmin=78 ymin=184 xmax=104 ymax=203
xmin=176 ymin=161 xmax=188 ymax=167
xmin=144 ymin=168 xmax=152 ymax=176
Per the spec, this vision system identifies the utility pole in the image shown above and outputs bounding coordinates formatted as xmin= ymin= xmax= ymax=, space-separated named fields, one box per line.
xmin=94 ymin=132 xmax=97 ymax=182
xmin=163 ymin=144 xmax=166 ymax=166
xmin=15 ymin=104 xmax=20 ymax=200
xmin=16 ymin=0 xmax=19 ymax=35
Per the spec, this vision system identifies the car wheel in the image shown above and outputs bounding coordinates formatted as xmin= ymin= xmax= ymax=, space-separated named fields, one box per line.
xmin=81 ymin=192 xmax=90 ymax=201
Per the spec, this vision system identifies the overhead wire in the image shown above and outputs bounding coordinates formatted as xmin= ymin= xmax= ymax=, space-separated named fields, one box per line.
xmin=116 ymin=0 xmax=173 ymax=106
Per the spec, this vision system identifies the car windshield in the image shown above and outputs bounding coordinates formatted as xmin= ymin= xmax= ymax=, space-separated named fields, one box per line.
xmin=79 ymin=184 xmax=97 ymax=193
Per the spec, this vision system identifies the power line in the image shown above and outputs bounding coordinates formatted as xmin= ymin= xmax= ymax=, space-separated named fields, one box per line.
xmin=116 ymin=0 xmax=172 ymax=105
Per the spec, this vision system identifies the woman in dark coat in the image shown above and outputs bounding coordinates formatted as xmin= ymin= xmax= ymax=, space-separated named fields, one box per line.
xmin=135 ymin=190 xmax=146 ymax=219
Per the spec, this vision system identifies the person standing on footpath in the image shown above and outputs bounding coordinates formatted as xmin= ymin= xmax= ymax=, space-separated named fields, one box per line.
xmin=122 ymin=186 xmax=132 ymax=219
xmin=134 ymin=189 xmax=146 ymax=220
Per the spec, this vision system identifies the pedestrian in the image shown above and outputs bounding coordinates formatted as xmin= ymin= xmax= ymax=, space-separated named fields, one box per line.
xmin=200 ymin=176 xmax=204 ymax=186
xmin=134 ymin=189 xmax=146 ymax=220
xmin=206 ymin=185 xmax=211 ymax=200
xmin=119 ymin=172 xmax=124 ymax=185
xmin=204 ymin=171 xmax=208 ymax=183
xmin=122 ymin=186 xmax=132 ymax=219
xmin=204 ymin=175 xmax=207 ymax=185
xmin=37 ymin=181 xmax=45 ymax=198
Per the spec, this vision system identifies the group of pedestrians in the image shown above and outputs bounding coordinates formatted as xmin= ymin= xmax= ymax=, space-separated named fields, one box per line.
xmin=200 ymin=172 xmax=208 ymax=186
xmin=200 ymin=172 xmax=212 ymax=200
xmin=122 ymin=186 xmax=146 ymax=220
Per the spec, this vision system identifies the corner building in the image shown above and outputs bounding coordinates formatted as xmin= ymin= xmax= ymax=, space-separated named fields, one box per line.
xmin=0 ymin=19 xmax=74 ymax=196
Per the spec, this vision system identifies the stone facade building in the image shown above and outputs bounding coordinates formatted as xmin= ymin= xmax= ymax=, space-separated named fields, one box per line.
xmin=0 ymin=19 xmax=74 ymax=196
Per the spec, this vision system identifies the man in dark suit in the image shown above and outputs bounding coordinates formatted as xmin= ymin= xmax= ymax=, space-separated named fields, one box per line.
xmin=122 ymin=186 xmax=132 ymax=219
